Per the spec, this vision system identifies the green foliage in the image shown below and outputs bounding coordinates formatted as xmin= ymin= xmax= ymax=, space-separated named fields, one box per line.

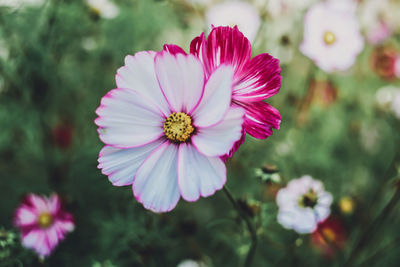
xmin=0 ymin=0 xmax=400 ymax=266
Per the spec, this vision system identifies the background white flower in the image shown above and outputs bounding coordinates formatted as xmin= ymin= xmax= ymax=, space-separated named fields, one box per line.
xmin=0 ymin=0 xmax=44 ymax=9
xmin=86 ymin=0 xmax=119 ymax=19
xmin=300 ymin=1 xmax=364 ymax=73
xmin=376 ymin=85 xmax=400 ymax=119
xmin=276 ymin=175 xmax=333 ymax=234
xmin=177 ymin=259 xmax=207 ymax=267
xmin=205 ymin=1 xmax=260 ymax=43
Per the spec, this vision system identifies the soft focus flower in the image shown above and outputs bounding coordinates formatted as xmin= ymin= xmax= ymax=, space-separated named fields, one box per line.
xmin=263 ymin=0 xmax=318 ymax=18
xmin=309 ymin=79 xmax=338 ymax=108
xmin=276 ymin=175 xmax=333 ymax=234
xmin=177 ymin=259 xmax=207 ymax=267
xmin=376 ymin=85 xmax=400 ymax=119
xmin=370 ymin=46 xmax=400 ymax=80
xmin=339 ymin=196 xmax=355 ymax=215
xmin=52 ymin=121 xmax=74 ymax=150
xmin=359 ymin=0 xmax=399 ymax=44
xmin=205 ymin=2 xmax=260 ymax=43
xmin=191 ymin=26 xmax=281 ymax=150
xmin=96 ymin=49 xmax=244 ymax=212
xmin=311 ymin=216 xmax=347 ymax=258
xmin=300 ymin=1 xmax=364 ymax=72
xmin=86 ymin=0 xmax=119 ymax=19
xmin=14 ymin=194 xmax=74 ymax=258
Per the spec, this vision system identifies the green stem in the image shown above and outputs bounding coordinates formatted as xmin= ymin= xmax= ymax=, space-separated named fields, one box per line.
xmin=344 ymin=181 xmax=400 ymax=266
xmin=223 ymin=186 xmax=258 ymax=267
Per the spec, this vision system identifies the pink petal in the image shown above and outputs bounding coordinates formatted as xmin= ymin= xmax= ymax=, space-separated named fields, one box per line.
xmin=95 ymin=88 xmax=165 ymax=148
xmin=133 ymin=142 xmax=180 ymax=212
xmin=192 ymin=65 xmax=234 ymax=128
xmin=154 ymin=52 xmax=205 ymax=114
xmin=190 ymin=26 xmax=252 ymax=78
xmin=192 ymin=107 xmax=244 ymax=157
xmin=233 ymin=53 xmax=281 ymax=102
xmin=177 ymin=143 xmax=226 ymax=202
xmin=234 ymin=101 xmax=281 ymax=139
xmin=27 ymin=194 xmax=49 ymax=213
xmin=163 ymin=44 xmax=187 ymax=55
xmin=116 ymin=51 xmax=170 ymax=115
xmin=48 ymin=194 xmax=61 ymax=214
xmin=22 ymin=230 xmax=52 ymax=257
xmin=98 ymin=138 xmax=166 ymax=186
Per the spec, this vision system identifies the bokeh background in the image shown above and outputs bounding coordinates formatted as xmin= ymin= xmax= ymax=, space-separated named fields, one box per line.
xmin=1 ymin=0 xmax=400 ymax=266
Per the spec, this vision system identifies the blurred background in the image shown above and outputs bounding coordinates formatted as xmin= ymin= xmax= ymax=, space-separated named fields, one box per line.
xmin=1 ymin=0 xmax=400 ymax=266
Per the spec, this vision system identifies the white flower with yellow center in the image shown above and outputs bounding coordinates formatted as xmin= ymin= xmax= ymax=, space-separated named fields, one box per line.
xmin=276 ymin=175 xmax=333 ymax=234
xmin=86 ymin=0 xmax=119 ymax=19
xmin=300 ymin=1 xmax=364 ymax=73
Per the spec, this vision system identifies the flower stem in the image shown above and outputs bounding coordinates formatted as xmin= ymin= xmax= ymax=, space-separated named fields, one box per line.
xmin=344 ymin=179 xmax=400 ymax=266
xmin=223 ymin=186 xmax=258 ymax=267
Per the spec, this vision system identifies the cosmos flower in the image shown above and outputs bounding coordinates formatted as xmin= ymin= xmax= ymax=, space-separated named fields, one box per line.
xmin=276 ymin=175 xmax=333 ymax=234
xmin=311 ymin=216 xmax=347 ymax=258
xmin=300 ymin=1 xmax=364 ymax=73
xmin=190 ymin=26 xmax=281 ymax=147
xmin=13 ymin=194 xmax=74 ymax=258
xmin=177 ymin=259 xmax=208 ymax=267
xmin=205 ymin=2 xmax=261 ymax=43
xmin=370 ymin=46 xmax=400 ymax=80
xmin=376 ymin=85 xmax=400 ymax=119
xmin=86 ymin=0 xmax=119 ymax=19
xmin=96 ymin=49 xmax=244 ymax=212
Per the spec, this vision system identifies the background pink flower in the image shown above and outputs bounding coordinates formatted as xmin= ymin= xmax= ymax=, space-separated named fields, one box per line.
xmin=14 ymin=194 xmax=74 ymax=258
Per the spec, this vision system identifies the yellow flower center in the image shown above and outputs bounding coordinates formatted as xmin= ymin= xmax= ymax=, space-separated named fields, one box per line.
xmin=298 ymin=189 xmax=318 ymax=208
xmin=339 ymin=196 xmax=354 ymax=214
xmin=323 ymin=31 xmax=336 ymax=45
xmin=163 ymin=112 xmax=194 ymax=143
xmin=37 ymin=212 xmax=53 ymax=229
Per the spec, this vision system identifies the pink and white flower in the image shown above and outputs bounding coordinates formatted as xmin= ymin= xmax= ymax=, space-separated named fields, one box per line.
xmin=276 ymin=175 xmax=332 ymax=234
xmin=14 ymin=194 xmax=74 ymax=258
xmin=190 ymin=26 xmax=281 ymax=146
xmin=96 ymin=49 xmax=244 ymax=212
xmin=300 ymin=1 xmax=364 ymax=73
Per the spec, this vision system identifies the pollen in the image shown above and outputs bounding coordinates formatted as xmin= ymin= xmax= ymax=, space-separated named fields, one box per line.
xmin=298 ymin=189 xmax=318 ymax=208
xmin=37 ymin=212 xmax=53 ymax=229
xmin=163 ymin=112 xmax=194 ymax=143
xmin=323 ymin=31 xmax=336 ymax=45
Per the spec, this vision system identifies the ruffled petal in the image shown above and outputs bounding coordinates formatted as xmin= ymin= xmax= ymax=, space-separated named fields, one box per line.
xmin=48 ymin=194 xmax=61 ymax=214
xmin=177 ymin=143 xmax=226 ymax=201
xmin=233 ymin=53 xmax=281 ymax=102
xmin=192 ymin=107 xmax=244 ymax=157
xmin=133 ymin=142 xmax=180 ymax=212
xmin=155 ymin=52 xmax=205 ymax=114
xmin=234 ymin=101 xmax=281 ymax=139
xmin=192 ymin=65 xmax=234 ymax=127
xmin=163 ymin=44 xmax=187 ymax=55
xmin=115 ymin=51 xmax=170 ymax=115
xmin=95 ymin=88 xmax=165 ymax=148
xmin=98 ymin=138 xmax=166 ymax=186
xmin=190 ymin=26 xmax=252 ymax=79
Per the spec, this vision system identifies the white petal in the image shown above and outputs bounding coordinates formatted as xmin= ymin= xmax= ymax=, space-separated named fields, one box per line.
xmin=155 ymin=52 xmax=205 ymax=113
xmin=133 ymin=142 xmax=180 ymax=212
xmin=22 ymin=230 xmax=41 ymax=248
xmin=15 ymin=207 xmax=37 ymax=226
xmin=95 ymin=88 xmax=164 ymax=148
xmin=98 ymin=139 xmax=166 ymax=186
xmin=116 ymin=51 xmax=170 ymax=115
xmin=177 ymin=143 xmax=226 ymax=201
xmin=192 ymin=107 xmax=244 ymax=157
xmin=192 ymin=65 xmax=233 ymax=127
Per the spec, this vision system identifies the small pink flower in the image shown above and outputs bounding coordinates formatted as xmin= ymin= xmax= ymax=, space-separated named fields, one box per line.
xmin=300 ymin=1 xmax=364 ymax=73
xmin=190 ymin=26 xmax=282 ymax=144
xmin=14 ymin=194 xmax=74 ymax=258
xmin=96 ymin=49 xmax=244 ymax=212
